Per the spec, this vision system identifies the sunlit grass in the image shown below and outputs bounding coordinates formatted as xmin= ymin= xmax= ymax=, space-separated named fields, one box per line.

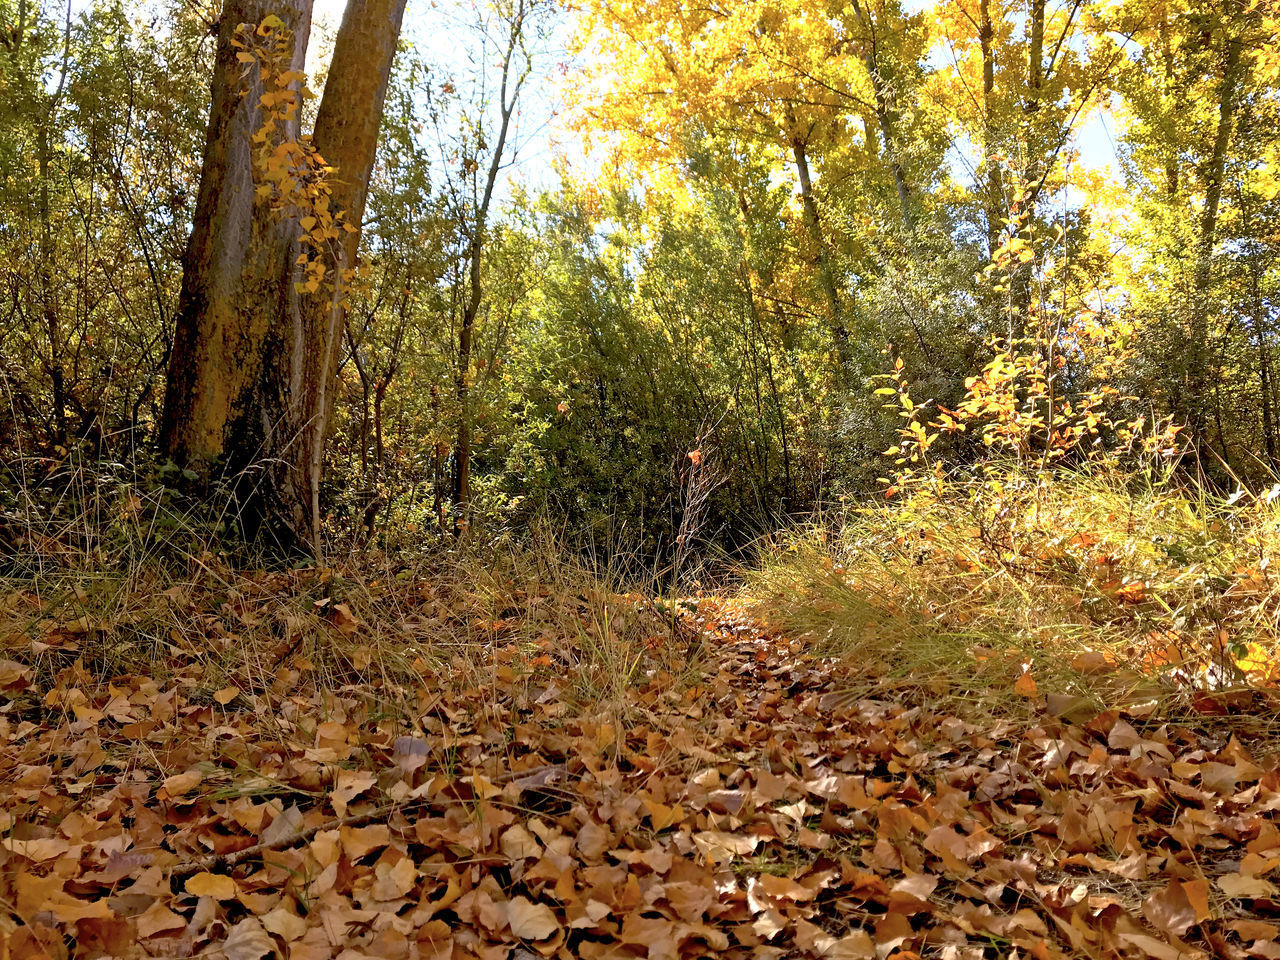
xmin=742 ymin=466 xmax=1280 ymax=716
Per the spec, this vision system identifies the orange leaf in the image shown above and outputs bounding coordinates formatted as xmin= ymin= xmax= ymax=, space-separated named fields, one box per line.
xmin=1014 ymin=670 xmax=1038 ymax=697
xmin=186 ymin=872 xmax=239 ymax=900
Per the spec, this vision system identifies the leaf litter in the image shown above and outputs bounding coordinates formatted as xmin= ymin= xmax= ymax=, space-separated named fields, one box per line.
xmin=0 ymin=576 xmax=1279 ymax=959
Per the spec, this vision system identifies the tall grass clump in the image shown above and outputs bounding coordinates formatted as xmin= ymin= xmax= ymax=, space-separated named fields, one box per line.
xmin=0 ymin=448 xmax=693 ymax=735
xmin=745 ymin=341 xmax=1280 ymax=715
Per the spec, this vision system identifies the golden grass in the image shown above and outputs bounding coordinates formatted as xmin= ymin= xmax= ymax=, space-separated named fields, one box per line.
xmin=741 ymin=467 xmax=1280 ymax=718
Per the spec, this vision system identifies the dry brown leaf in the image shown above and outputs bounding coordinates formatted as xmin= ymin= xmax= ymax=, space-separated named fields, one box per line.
xmin=136 ymin=901 xmax=187 ymax=938
xmin=220 ymin=917 xmax=275 ymax=960
xmin=261 ymin=905 xmax=309 ymax=942
xmin=828 ymin=930 xmax=875 ymax=959
xmin=501 ymin=824 xmax=542 ymax=860
xmin=159 ymin=768 xmax=202 ymax=800
xmin=507 ymin=895 xmax=559 ymax=940
xmin=372 ymin=856 xmax=416 ymax=900
xmin=1217 ymin=873 xmax=1277 ymax=899
xmin=330 ymin=768 xmax=376 ymax=818
xmin=1 ymin=836 xmax=70 ymax=861
xmin=341 ymin=823 xmax=391 ymax=859
xmin=331 ymin=602 xmax=360 ymax=635
xmin=213 ymin=686 xmax=240 ymax=705
xmin=1143 ymin=882 xmax=1197 ymax=937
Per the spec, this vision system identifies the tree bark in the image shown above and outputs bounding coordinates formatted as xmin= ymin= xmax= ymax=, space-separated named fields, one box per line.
xmin=979 ymin=0 xmax=1002 ymax=261
xmin=256 ymin=0 xmax=408 ymax=550
xmin=1008 ymin=0 xmax=1046 ymax=337
xmin=161 ymin=0 xmax=313 ymax=479
xmin=162 ymin=0 xmax=406 ymax=553
xmin=849 ymin=0 xmax=912 ymax=226
xmin=790 ymin=136 xmax=853 ymax=376
xmin=453 ymin=0 xmax=531 ymax=529
xmin=1186 ymin=27 xmax=1243 ymax=449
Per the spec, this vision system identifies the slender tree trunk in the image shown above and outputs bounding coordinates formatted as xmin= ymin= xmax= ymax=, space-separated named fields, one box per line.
xmin=790 ymin=137 xmax=853 ymax=375
xmin=1187 ymin=29 xmax=1243 ymax=449
xmin=37 ymin=1 xmax=74 ymax=448
xmin=1159 ymin=14 xmax=1180 ymax=199
xmin=1257 ymin=322 xmax=1276 ymax=466
xmin=849 ymin=0 xmax=912 ymax=225
xmin=453 ymin=0 xmax=530 ymax=529
xmin=1251 ymin=269 xmax=1276 ymax=465
xmin=39 ymin=128 xmax=66 ymax=447
xmin=979 ymin=0 xmax=1003 ymax=262
xmin=741 ymin=262 xmax=792 ymax=506
xmin=1008 ymin=0 xmax=1046 ymax=336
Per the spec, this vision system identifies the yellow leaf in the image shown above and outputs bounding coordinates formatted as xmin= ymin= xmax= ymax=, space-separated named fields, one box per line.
xmin=214 ymin=686 xmax=240 ymax=705
xmin=186 ymin=872 xmax=239 ymax=900
xmin=161 ymin=769 xmax=203 ymax=800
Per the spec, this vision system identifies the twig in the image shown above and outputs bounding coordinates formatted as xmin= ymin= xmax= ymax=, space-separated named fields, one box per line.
xmin=170 ymin=800 xmax=414 ymax=878
xmin=169 ymin=763 xmax=570 ymax=878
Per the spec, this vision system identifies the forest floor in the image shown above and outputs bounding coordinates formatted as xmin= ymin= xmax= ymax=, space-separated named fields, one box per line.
xmin=1 ymin=562 xmax=1279 ymax=960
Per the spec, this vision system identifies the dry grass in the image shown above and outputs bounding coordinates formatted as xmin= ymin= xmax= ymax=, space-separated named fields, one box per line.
xmin=742 ymin=466 xmax=1280 ymax=720
xmin=0 ymin=461 xmax=703 ymax=745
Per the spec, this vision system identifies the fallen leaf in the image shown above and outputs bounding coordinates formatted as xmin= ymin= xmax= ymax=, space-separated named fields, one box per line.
xmin=330 ymin=768 xmax=376 ymax=818
xmin=501 ymin=824 xmax=542 ymax=860
xmin=331 ymin=602 xmax=359 ymax=635
xmin=221 ymin=917 xmax=275 ymax=960
xmin=185 ymin=872 xmax=239 ymax=900
xmin=136 ymin=901 xmax=187 ymax=938
xmin=1143 ymin=881 xmax=1196 ymax=937
xmin=213 ymin=686 xmax=240 ymax=705
xmin=261 ymin=905 xmax=308 ymax=942
xmin=1218 ymin=873 xmax=1277 ymax=899
xmin=507 ymin=895 xmax=559 ymax=940
xmin=160 ymin=769 xmax=202 ymax=800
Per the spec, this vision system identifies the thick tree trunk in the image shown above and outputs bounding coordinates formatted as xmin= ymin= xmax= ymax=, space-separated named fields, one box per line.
xmin=162 ymin=0 xmax=405 ymax=553
xmin=255 ymin=0 xmax=408 ymax=550
xmin=161 ymin=0 xmax=313 ymax=478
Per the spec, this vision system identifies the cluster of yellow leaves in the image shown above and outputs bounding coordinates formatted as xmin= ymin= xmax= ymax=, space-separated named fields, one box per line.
xmin=232 ymin=17 xmax=356 ymax=299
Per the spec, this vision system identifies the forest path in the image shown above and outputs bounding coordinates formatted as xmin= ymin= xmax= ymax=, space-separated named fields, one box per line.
xmin=0 ymin=590 xmax=1277 ymax=958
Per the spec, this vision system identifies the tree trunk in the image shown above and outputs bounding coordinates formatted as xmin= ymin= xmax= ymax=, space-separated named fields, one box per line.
xmin=39 ymin=127 xmax=67 ymax=448
xmin=1008 ymin=0 xmax=1046 ymax=338
xmin=1186 ymin=29 xmax=1243 ymax=449
xmin=980 ymin=0 xmax=1003 ymax=263
xmin=162 ymin=0 xmax=405 ymax=553
xmin=790 ymin=136 xmax=853 ymax=375
xmin=161 ymin=0 xmax=314 ymax=479
xmin=256 ymin=0 xmax=408 ymax=550
xmin=453 ymin=0 xmax=531 ymax=530
xmin=849 ymin=0 xmax=912 ymax=226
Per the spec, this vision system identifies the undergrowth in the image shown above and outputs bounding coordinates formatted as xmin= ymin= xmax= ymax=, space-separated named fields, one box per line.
xmin=0 ymin=460 xmax=696 ymax=739
xmin=743 ymin=466 xmax=1280 ymax=723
